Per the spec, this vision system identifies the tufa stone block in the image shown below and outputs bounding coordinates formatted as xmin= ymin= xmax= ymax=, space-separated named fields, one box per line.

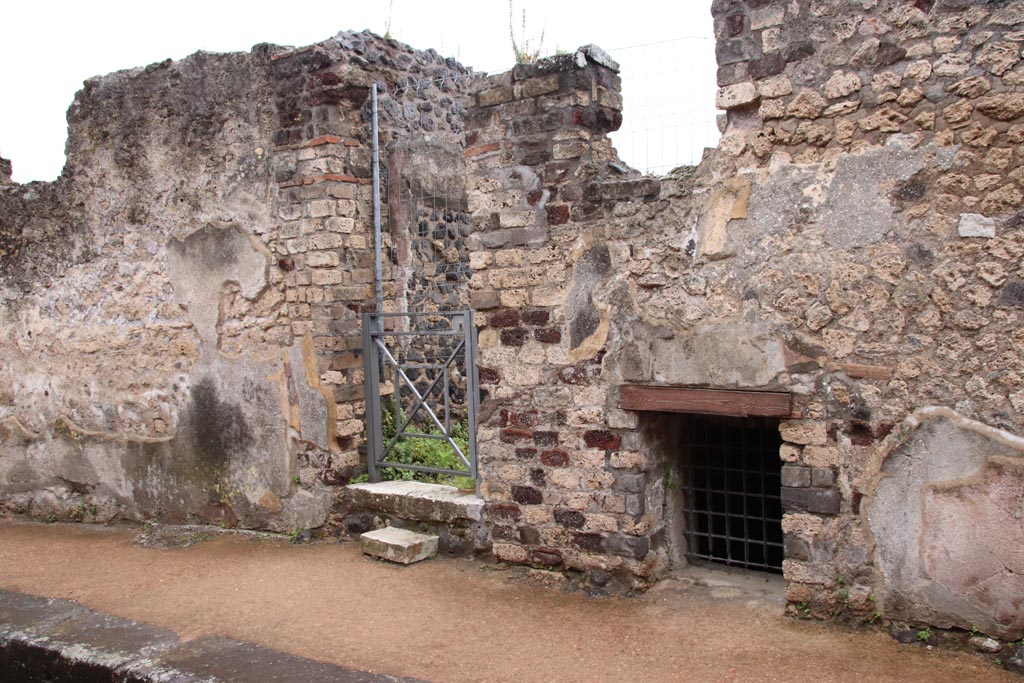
xmin=781 ymin=487 xmax=841 ymax=515
xmin=478 ymin=84 xmax=514 ymax=107
xmin=779 ymin=420 xmax=827 ymax=446
xmin=781 ymin=465 xmax=811 ymax=488
xmin=811 ymin=467 xmax=835 ymax=488
xmin=360 ymin=527 xmax=439 ymax=564
xmin=784 ymin=536 xmax=810 ymax=561
xmin=716 ymin=38 xmax=754 ymax=66
xmin=606 ymin=533 xmax=650 ymax=560
xmin=470 ymin=290 xmax=501 ymax=310
xmin=716 ymin=82 xmax=759 ymax=110
xmin=750 ymin=5 xmax=785 ymax=30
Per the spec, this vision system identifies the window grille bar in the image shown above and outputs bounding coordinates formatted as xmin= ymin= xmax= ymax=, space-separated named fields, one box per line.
xmin=681 ymin=415 xmax=783 ymax=573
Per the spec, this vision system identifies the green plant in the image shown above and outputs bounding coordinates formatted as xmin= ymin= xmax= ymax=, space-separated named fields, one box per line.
xmin=376 ymin=400 xmax=473 ymax=488
xmin=917 ymin=628 xmax=933 ymax=642
xmin=287 ymin=528 xmax=305 ymax=544
xmin=508 ymin=0 xmax=545 ymax=64
xmin=868 ymin=611 xmax=881 ymax=624
xmin=662 ymin=463 xmax=678 ymax=491
xmin=292 ymin=475 xmax=301 ymax=486
xmin=453 ymin=475 xmax=477 ymax=491
xmin=796 ymin=601 xmax=811 ymax=619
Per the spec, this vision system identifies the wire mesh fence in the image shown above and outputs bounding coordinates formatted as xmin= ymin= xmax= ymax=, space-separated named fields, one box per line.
xmin=607 ymin=36 xmax=721 ymax=176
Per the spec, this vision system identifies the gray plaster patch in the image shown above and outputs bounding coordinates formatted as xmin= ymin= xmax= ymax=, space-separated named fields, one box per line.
xmin=819 ymin=136 xmax=957 ymax=249
xmin=567 ymin=243 xmax=611 ymax=350
xmin=735 ymin=167 xmax=816 ymax=254
xmin=287 ymin=342 xmax=331 ymax=451
xmin=650 ymin=321 xmax=786 ymax=387
xmin=121 ymin=352 xmax=292 ymax=527
xmin=166 ymin=222 xmax=269 ymax=345
xmin=922 ymin=460 xmax=1024 ymax=634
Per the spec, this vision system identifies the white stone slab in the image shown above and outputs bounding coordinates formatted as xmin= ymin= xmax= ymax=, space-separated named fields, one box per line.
xmin=958 ymin=213 xmax=996 ymax=238
xmin=346 ymin=481 xmax=483 ymax=523
xmin=360 ymin=527 xmax=439 ymax=564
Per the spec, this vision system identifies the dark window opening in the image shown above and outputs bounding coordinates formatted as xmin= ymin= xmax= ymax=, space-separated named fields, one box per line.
xmin=681 ymin=414 xmax=783 ymax=573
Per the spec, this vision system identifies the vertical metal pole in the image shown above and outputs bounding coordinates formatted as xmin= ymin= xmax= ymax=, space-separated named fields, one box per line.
xmin=366 ymin=86 xmax=385 ymax=483
xmin=372 ymin=83 xmax=384 ymax=316
xmin=465 ymin=310 xmax=481 ymax=496
xmin=362 ymin=313 xmax=382 ymax=483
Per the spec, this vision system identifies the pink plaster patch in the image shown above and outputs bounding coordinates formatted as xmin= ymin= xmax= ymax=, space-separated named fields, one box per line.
xmin=923 ymin=459 xmax=1024 ymax=630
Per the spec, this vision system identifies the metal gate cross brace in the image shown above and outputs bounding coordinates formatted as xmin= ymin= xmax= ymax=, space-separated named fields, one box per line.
xmin=374 ymin=336 xmax=470 ymax=470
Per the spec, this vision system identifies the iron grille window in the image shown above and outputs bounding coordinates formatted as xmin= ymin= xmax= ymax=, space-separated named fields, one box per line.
xmin=681 ymin=415 xmax=784 ymax=573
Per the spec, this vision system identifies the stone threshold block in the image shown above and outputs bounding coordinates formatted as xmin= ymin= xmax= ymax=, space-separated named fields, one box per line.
xmin=361 ymin=527 xmax=439 ymax=564
xmin=346 ymin=481 xmax=483 ymax=524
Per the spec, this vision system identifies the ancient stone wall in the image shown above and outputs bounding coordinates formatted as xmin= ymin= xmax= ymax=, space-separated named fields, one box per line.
xmin=707 ymin=0 xmax=1024 ymax=636
xmin=466 ymin=0 xmax=1024 ymax=638
xmin=2 ymin=1 xmax=1023 ymax=641
xmin=0 ymin=31 xmax=475 ymax=530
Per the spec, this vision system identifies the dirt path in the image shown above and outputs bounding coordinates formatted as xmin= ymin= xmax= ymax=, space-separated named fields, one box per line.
xmin=0 ymin=520 xmax=1014 ymax=683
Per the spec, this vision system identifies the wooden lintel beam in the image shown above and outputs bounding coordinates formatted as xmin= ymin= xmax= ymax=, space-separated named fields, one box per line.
xmin=619 ymin=385 xmax=793 ymax=418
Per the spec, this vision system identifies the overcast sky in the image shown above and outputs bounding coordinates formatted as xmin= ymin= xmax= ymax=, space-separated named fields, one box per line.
xmin=0 ymin=1 xmax=718 ymax=182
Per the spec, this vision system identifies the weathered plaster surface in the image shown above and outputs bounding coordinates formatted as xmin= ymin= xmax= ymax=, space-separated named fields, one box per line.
xmin=866 ymin=410 xmax=1024 ymax=639
xmin=0 ymin=32 xmax=468 ymax=528
xmin=2 ymin=0 xmax=1024 ymax=641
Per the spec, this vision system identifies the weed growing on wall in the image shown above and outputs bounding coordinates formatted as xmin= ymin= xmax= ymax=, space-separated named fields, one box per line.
xmin=508 ymin=0 xmax=545 ymax=64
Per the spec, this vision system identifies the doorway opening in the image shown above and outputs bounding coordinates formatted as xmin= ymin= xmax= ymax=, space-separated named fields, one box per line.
xmin=679 ymin=414 xmax=783 ymax=573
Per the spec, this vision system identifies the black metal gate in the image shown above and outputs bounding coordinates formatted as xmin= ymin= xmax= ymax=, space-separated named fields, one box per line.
xmin=681 ymin=415 xmax=784 ymax=573
xmin=362 ymin=310 xmax=479 ymax=489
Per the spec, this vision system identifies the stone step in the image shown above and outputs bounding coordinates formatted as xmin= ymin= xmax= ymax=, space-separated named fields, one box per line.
xmin=346 ymin=481 xmax=483 ymax=524
xmin=360 ymin=527 xmax=439 ymax=564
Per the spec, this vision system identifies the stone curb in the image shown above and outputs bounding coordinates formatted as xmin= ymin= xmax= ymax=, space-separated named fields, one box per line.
xmin=0 ymin=589 xmax=425 ymax=682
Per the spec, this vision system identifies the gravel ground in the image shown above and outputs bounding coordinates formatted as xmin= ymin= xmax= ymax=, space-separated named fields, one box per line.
xmin=0 ymin=520 xmax=1016 ymax=683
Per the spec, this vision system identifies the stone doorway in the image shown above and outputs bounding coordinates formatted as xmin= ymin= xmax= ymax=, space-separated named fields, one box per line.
xmin=626 ymin=387 xmax=792 ymax=577
xmin=676 ymin=414 xmax=784 ymax=573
